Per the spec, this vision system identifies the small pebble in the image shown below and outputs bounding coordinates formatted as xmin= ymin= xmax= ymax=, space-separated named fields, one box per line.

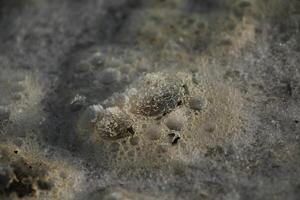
xmin=130 ymin=137 xmax=139 ymax=146
xmin=37 ymin=180 xmax=54 ymax=190
xmin=189 ymin=96 xmax=206 ymax=111
xmin=239 ymin=1 xmax=252 ymax=8
xmin=145 ymin=125 xmax=161 ymax=140
xmin=96 ymin=107 xmax=134 ymax=140
xmin=165 ymin=116 xmax=184 ymax=131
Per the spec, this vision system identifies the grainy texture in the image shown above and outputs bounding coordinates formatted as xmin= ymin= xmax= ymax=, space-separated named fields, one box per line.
xmin=0 ymin=0 xmax=300 ymax=199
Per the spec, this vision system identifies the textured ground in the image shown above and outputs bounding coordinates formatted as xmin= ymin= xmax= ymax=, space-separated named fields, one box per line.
xmin=0 ymin=0 xmax=300 ymax=199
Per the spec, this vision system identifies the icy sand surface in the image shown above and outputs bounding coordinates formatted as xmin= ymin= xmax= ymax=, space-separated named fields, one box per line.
xmin=0 ymin=0 xmax=300 ymax=199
